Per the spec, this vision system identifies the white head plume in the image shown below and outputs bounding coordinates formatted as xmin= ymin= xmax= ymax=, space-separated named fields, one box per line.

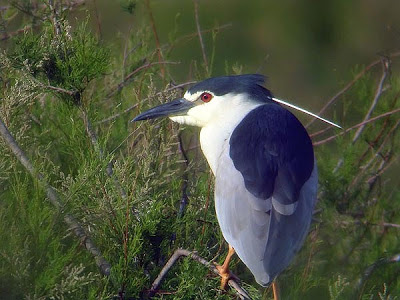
xmin=272 ymin=97 xmax=342 ymax=129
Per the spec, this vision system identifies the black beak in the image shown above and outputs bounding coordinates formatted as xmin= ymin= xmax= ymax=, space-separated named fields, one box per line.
xmin=131 ymin=98 xmax=195 ymax=122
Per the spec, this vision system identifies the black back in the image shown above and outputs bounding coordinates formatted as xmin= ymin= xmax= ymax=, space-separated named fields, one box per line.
xmin=229 ymin=104 xmax=314 ymax=204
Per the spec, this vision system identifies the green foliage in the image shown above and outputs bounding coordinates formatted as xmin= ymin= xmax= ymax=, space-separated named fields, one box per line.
xmin=120 ymin=0 xmax=138 ymax=14
xmin=0 ymin=3 xmax=399 ymax=300
xmin=11 ymin=20 xmax=109 ymax=105
xmin=328 ymin=275 xmax=349 ymax=300
xmin=0 ymin=171 xmax=101 ymax=299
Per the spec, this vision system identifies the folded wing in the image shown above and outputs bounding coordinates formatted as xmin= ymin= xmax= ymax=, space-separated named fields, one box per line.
xmin=215 ymin=103 xmax=318 ymax=286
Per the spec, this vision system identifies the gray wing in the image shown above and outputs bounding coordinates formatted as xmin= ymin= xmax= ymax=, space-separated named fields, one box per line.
xmin=214 ymin=104 xmax=318 ymax=286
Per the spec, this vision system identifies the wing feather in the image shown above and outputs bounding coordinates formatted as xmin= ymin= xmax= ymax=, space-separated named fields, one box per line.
xmin=214 ymin=103 xmax=317 ymax=286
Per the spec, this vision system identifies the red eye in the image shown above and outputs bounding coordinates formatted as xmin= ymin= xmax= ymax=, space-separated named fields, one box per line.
xmin=200 ymin=92 xmax=213 ymax=103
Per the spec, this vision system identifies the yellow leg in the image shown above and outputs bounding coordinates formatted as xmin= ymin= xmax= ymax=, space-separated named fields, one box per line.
xmin=272 ymin=280 xmax=280 ymax=300
xmin=215 ymin=244 xmax=236 ymax=289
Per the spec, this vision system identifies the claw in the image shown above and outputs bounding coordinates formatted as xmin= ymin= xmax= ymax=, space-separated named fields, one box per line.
xmin=214 ymin=263 xmax=240 ymax=289
xmin=214 ymin=245 xmax=238 ymax=289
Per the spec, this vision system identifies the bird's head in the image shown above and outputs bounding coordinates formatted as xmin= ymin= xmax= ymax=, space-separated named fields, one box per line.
xmin=132 ymin=74 xmax=274 ymax=127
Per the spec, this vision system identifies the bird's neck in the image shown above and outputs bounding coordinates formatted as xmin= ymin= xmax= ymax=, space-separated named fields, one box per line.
xmin=199 ymin=102 xmax=262 ymax=175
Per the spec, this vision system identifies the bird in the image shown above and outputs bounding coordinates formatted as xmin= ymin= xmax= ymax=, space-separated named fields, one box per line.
xmin=133 ymin=74 xmax=319 ymax=299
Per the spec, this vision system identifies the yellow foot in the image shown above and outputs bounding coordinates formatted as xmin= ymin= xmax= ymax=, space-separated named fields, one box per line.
xmin=214 ymin=263 xmax=240 ymax=290
xmin=272 ymin=280 xmax=280 ymax=300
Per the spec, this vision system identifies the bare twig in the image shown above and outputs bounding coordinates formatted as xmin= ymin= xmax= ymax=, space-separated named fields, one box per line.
xmin=200 ymin=171 xmax=213 ymax=245
xmin=357 ymin=253 xmax=400 ymax=298
xmin=306 ymin=51 xmax=400 ymax=128
xmin=340 ymin=219 xmax=400 ymax=229
xmin=382 ymin=222 xmax=400 ymax=229
xmin=1 ymin=1 xmax=85 ymax=41
xmin=0 ymin=118 xmax=111 ymax=276
xmin=121 ymin=171 xmax=138 ymax=294
xmin=104 ymin=61 xmax=180 ymax=101
xmin=92 ymin=0 xmax=102 ymax=38
xmin=348 ymin=120 xmax=400 ymax=188
xmin=342 ymin=84 xmax=398 ymax=190
xmin=167 ymin=23 xmax=232 ymax=55
xmin=366 ymin=156 xmax=398 ymax=185
xmin=145 ymin=0 xmax=165 ymax=78
xmin=1 ymin=26 xmax=34 ymax=41
xmin=10 ymin=1 xmax=41 ymax=19
xmin=99 ymin=185 xmax=120 ymax=237
xmin=96 ymin=81 xmax=196 ymax=125
xmin=352 ymin=59 xmax=390 ymax=144
xmin=309 ymin=125 xmax=334 ymax=138
xmin=122 ymin=42 xmax=142 ymax=75
xmin=46 ymin=85 xmax=76 ymax=96
xmin=48 ymin=0 xmax=61 ymax=35
xmin=148 ymin=248 xmax=251 ymax=300
xmin=177 ymin=132 xmax=189 ymax=218
xmin=82 ymin=110 xmax=104 ymax=156
xmin=96 ymin=103 xmax=140 ymax=125
xmin=169 ymin=133 xmax=190 ymax=244
xmin=193 ymin=0 xmax=209 ymax=74
xmin=313 ymin=108 xmax=400 ymax=146
xmin=81 ymin=111 xmax=127 ymax=200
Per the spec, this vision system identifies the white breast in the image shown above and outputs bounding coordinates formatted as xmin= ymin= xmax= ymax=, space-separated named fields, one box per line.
xmin=199 ymin=97 xmax=262 ymax=175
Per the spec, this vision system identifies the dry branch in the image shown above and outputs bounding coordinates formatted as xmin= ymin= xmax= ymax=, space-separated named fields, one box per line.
xmin=348 ymin=119 xmax=400 ymax=189
xmin=352 ymin=59 xmax=390 ymax=144
xmin=357 ymin=253 xmax=400 ymax=297
xmin=46 ymin=85 xmax=76 ymax=96
xmin=104 ymin=61 xmax=180 ymax=101
xmin=0 ymin=0 xmax=86 ymax=41
xmin=312 ymin=108 xmax=400 ymax=146
xmin=96 ymin=81 xmax=196 ymax=125
xmin=306 ymin=51 xmax=400 ymax=128
xmin=148 ymin=248 xmax=252 ymax=300
xmin=340 ymin=219 xmax=400 ymax=230
xmin=177 ymin=132 xmax=189 ymax=218
xmin=166 ymin=23 xmax=232 ymax=56
xmin=0 ymin=118 xmax=111 ymax=276
xmin=81 ymin=111 xmax=128 ymax=200
xmin=193 ymin=0 xmax=209 ymax=74
xmin=48 ymin=0 xmax=61 ymax=35
xmin=145 ymin=0 xmax=165 ymax=78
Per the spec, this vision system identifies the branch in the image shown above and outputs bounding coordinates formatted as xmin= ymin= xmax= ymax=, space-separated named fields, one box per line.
xmin=344 ymin=119 xmax=399 ymax=191
xmin=352 ymin=59 xmax=390 ymax=144
xmin=312 ymin=108 xmax=400 ymax=146
xmin=340 ymin=219 xmax=400 ymax=229
xmin=310 ymin=125 xmax=333 ymax=138
xmin=96 ymin=103 xmax=139 ymax=125
xmin=145 ymin=0 xmax=165 ymax=78
xmin=167 ymin=23 xmax=232 ymax=54
xmin=96 ymin=81 xmax=196 ymax=125
xmin=357 ymin=253 xmax=400 ymax=297
xmin=81 ymin=111 xmax=127 ymax=200
xmin=1 ymin=26 xmax=35 ymax=41
xmin=193 ymin=0 xmax=209 ymax=74
xmin=177 ymin=132 xmax=189 ymax=218
xmin=1 ymin=1 xmax=86 ymax=41
xmin=360 ymin=120 xmax=400 ymax=174
xmin=48 ymin=0 xmax=62 ymax=35
xmin=92 ymin=0 xmax=102 ymax=38
xmin=306 ymin=51 xmax=400 ymax=128
xmin=46 ymin=85 xmax=76 ymax=96
xmin=104 ymin=61 xmax=180 ymax=101
xmin=147 ymin=248 xmax=251 ymax=300
xmin=366 ymin=156 xmax=398 ymax=185
xmin=0 ymin=118 xmax=111 ymax=276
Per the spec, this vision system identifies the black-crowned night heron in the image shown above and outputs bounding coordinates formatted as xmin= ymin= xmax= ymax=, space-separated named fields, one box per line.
xmin=133 ymin=74 xmax=323 ymax=297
